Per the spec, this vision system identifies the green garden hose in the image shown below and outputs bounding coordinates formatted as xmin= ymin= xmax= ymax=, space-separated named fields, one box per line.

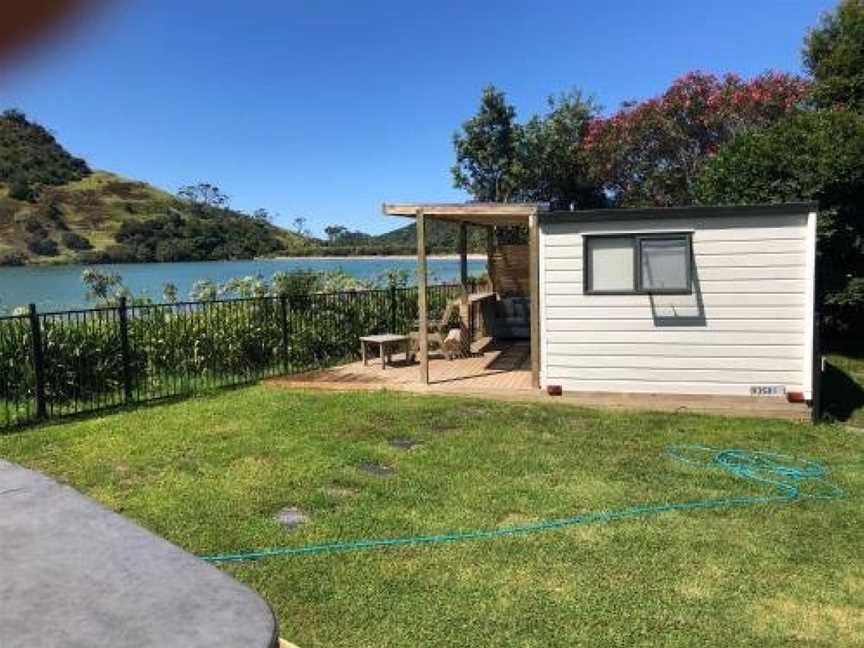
xmin=200 ymin=444 xmax=845 ymax=563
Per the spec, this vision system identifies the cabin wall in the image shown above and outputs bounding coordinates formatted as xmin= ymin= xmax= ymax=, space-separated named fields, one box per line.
xmin=538 ymin=210 xmax=817 ymax=397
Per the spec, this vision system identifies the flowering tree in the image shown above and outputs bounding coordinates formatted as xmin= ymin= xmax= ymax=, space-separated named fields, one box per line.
xmin=584 ymin=71 xmax=812 ymax=206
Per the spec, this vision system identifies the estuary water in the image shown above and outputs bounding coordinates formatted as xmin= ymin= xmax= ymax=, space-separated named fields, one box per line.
xmin=0 ymin=256 xmax=487 ymax=314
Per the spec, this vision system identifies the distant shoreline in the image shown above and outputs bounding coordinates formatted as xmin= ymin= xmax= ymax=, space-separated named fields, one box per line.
xmin=270 ymin=253 xmax=486 ymax=261
xmin=3 ymin=254 xmax=489 ymax=268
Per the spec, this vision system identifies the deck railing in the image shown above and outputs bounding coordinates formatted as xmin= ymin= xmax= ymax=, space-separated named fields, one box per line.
xmin=0 ymin=283 xmax=475 ymax=430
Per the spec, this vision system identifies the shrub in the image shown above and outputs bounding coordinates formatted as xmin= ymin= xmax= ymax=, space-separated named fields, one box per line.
xmin=25 ymin=236 xmax=59 ymax=257
xmin=8 ymin=178 xmax=34 ymax=202
xmin=61 ymin=232 xmax=92 ymax=251
xmin=0 ymin=250 xmax=26 ymax=266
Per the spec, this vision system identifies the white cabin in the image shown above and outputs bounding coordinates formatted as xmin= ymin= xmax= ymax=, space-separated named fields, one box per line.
xmin=538 ymin=203 xmax=818 ymax=400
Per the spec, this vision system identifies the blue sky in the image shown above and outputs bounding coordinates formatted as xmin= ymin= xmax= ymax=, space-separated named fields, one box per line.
xmin=0 ymin=0 xmax=835 ymax=235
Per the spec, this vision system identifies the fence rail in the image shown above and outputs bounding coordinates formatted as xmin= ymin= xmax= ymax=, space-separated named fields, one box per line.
xmin=1 ymin=283 xmax=473 ymax=430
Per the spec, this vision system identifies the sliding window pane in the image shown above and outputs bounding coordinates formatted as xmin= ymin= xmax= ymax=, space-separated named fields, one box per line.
xmin=587 ymin=237 xmax=634 ymax=292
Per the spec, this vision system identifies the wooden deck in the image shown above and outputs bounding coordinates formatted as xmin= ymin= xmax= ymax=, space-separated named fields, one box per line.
xmin=271 ymin=339 xmax=532 ymax=394
xmin=266 ymin=339 xmax=810 ymax=420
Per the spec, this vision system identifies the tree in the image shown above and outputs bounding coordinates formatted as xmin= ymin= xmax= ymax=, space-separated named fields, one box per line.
xmin=190 ymin=279 xmax=219 ymax=302
xmin=292 ymin=216 xmax=310 ymax=237
xmin=162 ymin=283 xmax=178 ymax=304
xmin=177 ymin=183 xmax=230 ymax=215
xmin=451 ymin=85 xmax=521 ymax=202
xmin=804 ymin=0 xmax=864 ymax=111
xmin=252 ymin=208 xmax=272 ymax=222
xmin=325 ymin=225 xmax=348 ymax=243
xmin=514 ymin=91 xmax=606 ymax=209
xmin=81 ymin=268 xmax=126 ymax=305
xmin=694 ymin=110 xmax=864 ymax=335
xmin=584 ymin=71 xmax=811 ymax=207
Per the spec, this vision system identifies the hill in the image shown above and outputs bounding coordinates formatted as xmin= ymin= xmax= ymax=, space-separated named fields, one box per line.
xmin=0 ymin=110 xmax=309 ymax=265
xmin=368 ymin=219 xmax=487 ymax=253
xmin=300 ymin=219 xmax=489 ymax=257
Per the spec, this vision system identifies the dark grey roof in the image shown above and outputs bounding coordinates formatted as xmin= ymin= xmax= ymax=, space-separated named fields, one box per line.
xmin=541 ymin=202 xmax=818 ymax=224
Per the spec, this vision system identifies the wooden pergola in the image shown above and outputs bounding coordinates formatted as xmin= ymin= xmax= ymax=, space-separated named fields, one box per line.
xmin=382 ymin=202 xmax=547 ymax=389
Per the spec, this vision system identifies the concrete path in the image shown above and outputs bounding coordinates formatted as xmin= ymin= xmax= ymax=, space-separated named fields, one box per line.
xmin=0 ymin=460 xmax=279 ymax=648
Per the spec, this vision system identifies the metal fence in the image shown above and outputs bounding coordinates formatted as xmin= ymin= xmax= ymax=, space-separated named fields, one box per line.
xmin=0 ymin=283 xmax=470 ymax=430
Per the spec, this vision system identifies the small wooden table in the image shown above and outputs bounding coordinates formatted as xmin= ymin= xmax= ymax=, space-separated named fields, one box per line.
xmin=360 ymin=334 xmax=410 ymax=369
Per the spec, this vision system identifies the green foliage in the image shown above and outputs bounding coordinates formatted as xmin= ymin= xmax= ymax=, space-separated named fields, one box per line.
xmin=177 ymin=182 xmax=231 ymax=217
xmin=694 ymin=110 xmax=864 ymax=205
xmin=61 ymin=231 xmax=92 ymax=251
xmin=514 ymin=91 xmax=606 ymax=209
xmin=0 ymin=250 xmax=26 ymax=266
xmin=804 ymin=0 xmax=864 ymax=111
xmin=8 ymin=178 xmax=35 ymax=202
xmin=369 ymin=219 xmax=486 ymax=254
xmin=694 ymin=110 xmax=864 ymax=339
xmin=113 ymin=211 xmax=288 ymax=262
xmin=81 ymin=268 xmax=127 ymax=305
xmin=452 ymin=85 xmax=521 ymax=202
xmin=162 ymin=283 xmax=178 ymax=304
xmin=0 ymin=279 xmax=464 ymax=427
xmin=0 ymin=110 xmax=89 ymax=199
xmin=584 ymin=72 xmax=811 ymax=207
xmin=25 ymin=235 xmax=58 ymax=257
xmin=323 ymin=224 xmax=371 ymax=246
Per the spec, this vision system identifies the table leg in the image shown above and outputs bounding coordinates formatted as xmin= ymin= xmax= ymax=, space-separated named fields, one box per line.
xmin=380 ymin=342 xmax=385 ymax=370
xmin=361 ymin=340 xmax=367 ymax=366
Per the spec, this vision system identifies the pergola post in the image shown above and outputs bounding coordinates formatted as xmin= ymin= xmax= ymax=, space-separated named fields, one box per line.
xmin=528 ymin=209 xmax=541 ymax=390
xmin=416 ymin=209 xmax=429 ymax=385
xmin=458 ymin=222 xmax=468 ymax=289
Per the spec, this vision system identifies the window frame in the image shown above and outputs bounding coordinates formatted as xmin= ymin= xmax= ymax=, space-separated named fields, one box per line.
xmin=582 ymin=232 xmax=693 ymax=296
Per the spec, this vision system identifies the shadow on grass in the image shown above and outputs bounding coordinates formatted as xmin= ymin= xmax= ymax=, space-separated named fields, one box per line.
xmin=822 ymin=362 xmax=864 ymax=423
xmin=0 ymin=382 xmax=255 ymax=437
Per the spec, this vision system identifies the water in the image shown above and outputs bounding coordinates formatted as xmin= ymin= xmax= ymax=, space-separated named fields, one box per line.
xmin=0 ymin=257 xmax=487 ymax=314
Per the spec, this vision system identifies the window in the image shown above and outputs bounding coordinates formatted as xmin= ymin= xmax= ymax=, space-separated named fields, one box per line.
xmin=640 ymin=237 xmax=690 ymax=292
xmin=584 ymin=233 xmax=692 ymax=295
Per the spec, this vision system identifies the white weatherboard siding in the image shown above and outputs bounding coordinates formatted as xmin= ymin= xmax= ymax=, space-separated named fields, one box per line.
xmin=539 ymin=211 xmax=816 ymax=397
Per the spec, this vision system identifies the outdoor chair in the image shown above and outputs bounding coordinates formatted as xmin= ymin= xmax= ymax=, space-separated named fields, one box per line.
xmin=407 ymin=298 xmax=466 ymax=362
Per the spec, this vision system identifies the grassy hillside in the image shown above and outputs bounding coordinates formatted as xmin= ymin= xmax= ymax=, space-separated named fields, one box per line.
xmin=0 ymin=109 xmax=488 ymax=264
xmin=0 ymin=110 xmax=309 ymax=265
xmin=0 ymin=172 xmax=310 ymax=265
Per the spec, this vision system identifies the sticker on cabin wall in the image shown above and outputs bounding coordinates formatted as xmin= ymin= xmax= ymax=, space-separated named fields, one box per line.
xmin=749 ymin=385 xmax=786 ymax=397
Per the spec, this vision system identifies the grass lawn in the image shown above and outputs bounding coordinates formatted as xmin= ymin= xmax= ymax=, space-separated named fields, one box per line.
xmin=1 ymin=387 xmax=862 ymax=646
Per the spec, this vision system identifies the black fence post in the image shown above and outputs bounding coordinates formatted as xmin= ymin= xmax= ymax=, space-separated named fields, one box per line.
xmin=389 ymin=285 xmax=397 ymax=333
xmin=118 ymin=297 xmax=133 ymax=403
xmin=279 ymin=295 xmax=290 ymax=374
xmin=811 ymin=311 xmax=822 ymax=424
xmin=27 ymin=304 xmax=47 ymax=420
